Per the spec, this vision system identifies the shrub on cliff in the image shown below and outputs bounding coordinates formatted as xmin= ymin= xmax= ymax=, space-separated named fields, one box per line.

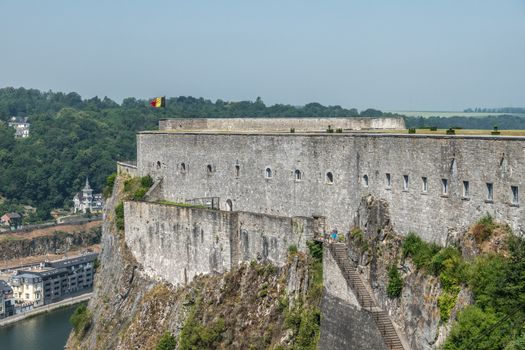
xmin=444 ymin=232 xmax=525 ymax=349
xmin=387 ymin=264 xmax=403 ymax=298
xmin=471 ymin=213 xmax=495 ymax=243
xmin=178 ymin=313 xmax=225 ymax=350
xmin=155 ymin=331 xmax=177 ymax=350
xmin=349 ymin=227 xmax=369 ymax=253
xmin=402 ymin=232 xmax=440 ymax=271
xmin=288 ymin=244 xmax=298 ymax=255
xmin=141 ymin=175 xmax=154 ymax=188
xmin=132 ymin=187 xmax=148 ymax=201
xmin=115 ymin=202 xmax=125 ymax=230
xmin=306 ymin=240 xmax=323 ymax=261
xmin=70 ymin=304 xmax=92 ymax=338
xmin=402 ymin=233 xmax=466 ymax=321
xmin=122 ymin=175 xmax=154 ymax=201
xmin=103 ymin=173 xmax=117 ymax=198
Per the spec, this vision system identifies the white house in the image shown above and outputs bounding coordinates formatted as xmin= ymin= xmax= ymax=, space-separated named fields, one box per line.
xmin=8 ymin=117 xmax=30 ymax=138
xmin=73 ymin=178 xmax=104 ymax=214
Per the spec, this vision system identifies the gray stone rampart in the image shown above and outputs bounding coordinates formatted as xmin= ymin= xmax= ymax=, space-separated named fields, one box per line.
xmin=159 ymin=117 xmax=406 ymax=132
xmin=323 ymin=246 xmax=360 ymax=307
xmin=137 ymin=132 xmax=525 ymax=244
xmin=124 ymin=201 xmax=315 ymax=286
xmin=319 ymin=293 xmax=387 ymax=350
xmin=117 ymin=161 xmax=138 ymax=177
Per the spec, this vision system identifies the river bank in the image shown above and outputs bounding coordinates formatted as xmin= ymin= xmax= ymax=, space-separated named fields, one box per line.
xmin=0 ymin=302 xmax=81 ymax=350
xmin=0 ymin=293 xmax=91 ymax=328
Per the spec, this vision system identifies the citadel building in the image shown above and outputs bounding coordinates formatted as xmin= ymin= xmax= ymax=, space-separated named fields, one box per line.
xmin=117 ymin=117 xmax=525 ymax=350
xmin=132 ymin=117 xmax=524 ymax=244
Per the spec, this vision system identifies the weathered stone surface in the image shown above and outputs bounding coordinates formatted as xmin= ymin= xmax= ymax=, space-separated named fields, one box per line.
xmin=351 ymin=196 xmax=474 ymax=350
xmin=137 ymin=131 xmax=525 ymax=244
xmin=323 ymin=246 xmax=360 ymax=307
xmin=319 ymin=293 xmax=387 ymax=350
xmin=124 ymin=201 xmax=315 ymax=286
xmin=159 ymin=117 xmax=406 ymax=132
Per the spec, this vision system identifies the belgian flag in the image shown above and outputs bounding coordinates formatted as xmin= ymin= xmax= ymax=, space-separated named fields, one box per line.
xmin=150 ymin=96 xmax=166 ymax=108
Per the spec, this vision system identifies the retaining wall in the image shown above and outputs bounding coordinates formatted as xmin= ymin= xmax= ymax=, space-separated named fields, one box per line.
xmin=124 ymin=201 xmax=315 ymax=286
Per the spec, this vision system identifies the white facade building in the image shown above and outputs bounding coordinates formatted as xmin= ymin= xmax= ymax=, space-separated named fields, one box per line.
xmin=8 ymin=117 xmax=30 ymax=138
xmin=73 ymin=178 xmax=103 ymax=214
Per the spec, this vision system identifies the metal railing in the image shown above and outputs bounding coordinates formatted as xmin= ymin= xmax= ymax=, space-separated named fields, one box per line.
xmin=185 ymin=197 xmax=220 ymax=210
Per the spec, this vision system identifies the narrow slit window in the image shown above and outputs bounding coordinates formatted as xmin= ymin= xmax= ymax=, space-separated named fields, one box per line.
xmin=487 ymin=183 xmax=493 ymax=201
xmin=235 ymin=165 xmax=240 ymax=177
xmin=511 ymin=186 xmax=519 ymax=205
xmin=403 ymin=175 xmax=409 ymax=191
xmin=386 ymin=173 xmax=391 ymax=188
xmin=207 ymin=164 xmax=213 ymax=174
xmin=180 ymin=163 xmax=186 ymax=172
xmin=294 ymin=169 xmax=302 ymax=181
xmin=463 ymin=181 xmax=470 ymax=198
xmin=363 ymin=175 xmax=369 ymax=187
xmin=422 ymin=177 xmax=428 ymax=192
xmin=442 ymin=179 xmax=448 ymax=195
xmin=326 ymin=172 xmax=334 ymax=184
xmin=265 ymin=167 xmax=272 ymax=178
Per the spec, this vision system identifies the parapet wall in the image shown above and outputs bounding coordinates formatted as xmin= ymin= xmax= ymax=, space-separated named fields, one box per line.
xmin=117 ymin=161 xmax=138 ymax=177
xmin=159 ymin=117 xmax=406 ymax=132
xmin=124 ymin=201 xmax=316 ymax=286
xmin=137 ymin=132 xmax=525 ymax=243
xmin=320 ymin=293 xmax=387 ymax=350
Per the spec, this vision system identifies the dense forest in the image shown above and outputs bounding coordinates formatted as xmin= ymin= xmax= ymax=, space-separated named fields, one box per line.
xmin=1 ymin=87 xmax=524 ymax=220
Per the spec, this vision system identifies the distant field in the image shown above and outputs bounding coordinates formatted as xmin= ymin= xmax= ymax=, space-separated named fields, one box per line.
xmin=389 ymin=111 xmax=525 ymax=118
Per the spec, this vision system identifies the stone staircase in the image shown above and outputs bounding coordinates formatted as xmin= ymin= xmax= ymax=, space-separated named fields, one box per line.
xmin=328 ymin=243 xmax=407 ymax=350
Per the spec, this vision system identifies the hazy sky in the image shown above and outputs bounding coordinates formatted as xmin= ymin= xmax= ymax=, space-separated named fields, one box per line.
xmin=1 ymin=0 xmax=524 ymax=111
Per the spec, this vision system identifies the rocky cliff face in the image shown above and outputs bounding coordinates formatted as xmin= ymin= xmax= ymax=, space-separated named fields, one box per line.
xmin=351 ymin=196 xmax=472 ymax=350
xmin=66 ymin=177 xmax=321 ymax=350
xmin=0 ymin=223 xmax=101 ymax=261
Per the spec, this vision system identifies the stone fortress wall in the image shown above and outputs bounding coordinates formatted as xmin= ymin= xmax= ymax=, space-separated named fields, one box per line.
xmin=124 ymin=201 xmax=316 ymax=286
xmin=137 ymin=126 xmax=525 ymax=244
xmin=159 ymin=117 xmax=406 ymax=132
xmin=126 ymin=117 xmax=525 ymax=349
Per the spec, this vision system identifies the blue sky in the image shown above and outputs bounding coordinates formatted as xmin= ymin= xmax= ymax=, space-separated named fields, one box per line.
xmin=1 ymin=0 xmax=524 ymax=110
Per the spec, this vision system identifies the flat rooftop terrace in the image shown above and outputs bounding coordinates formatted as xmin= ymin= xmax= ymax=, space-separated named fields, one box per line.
xmin=139 ymin=129 xmax=525 ymax=141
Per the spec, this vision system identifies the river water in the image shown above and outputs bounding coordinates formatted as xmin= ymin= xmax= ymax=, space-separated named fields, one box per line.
xmin=0 ymin=303 xmax=80 ymax=350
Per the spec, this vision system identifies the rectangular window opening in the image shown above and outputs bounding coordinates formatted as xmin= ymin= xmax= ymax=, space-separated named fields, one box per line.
xmin=403 ymin=175 xmax=409 ymax=191
xmin=422 ymin=177 xmax=428 ymax=192
xmin=511 ymin=186 xmax=519 ymax=205
xmin=442 ymin=179 xmax=448 ymax=195
xmin=363 ymin=175 xmax=369 ymax=187
xmin=463 ymin=181 xmax=470 ymax=198
xmin=386 ymin=173 xmax=391 ymax=188
xmin=486 ymin=183 xmax=493 ymax=201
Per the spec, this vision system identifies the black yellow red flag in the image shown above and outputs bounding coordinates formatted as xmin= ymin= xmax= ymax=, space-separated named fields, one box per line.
xmin=150 ymin=96 xmax=166 ymax=108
